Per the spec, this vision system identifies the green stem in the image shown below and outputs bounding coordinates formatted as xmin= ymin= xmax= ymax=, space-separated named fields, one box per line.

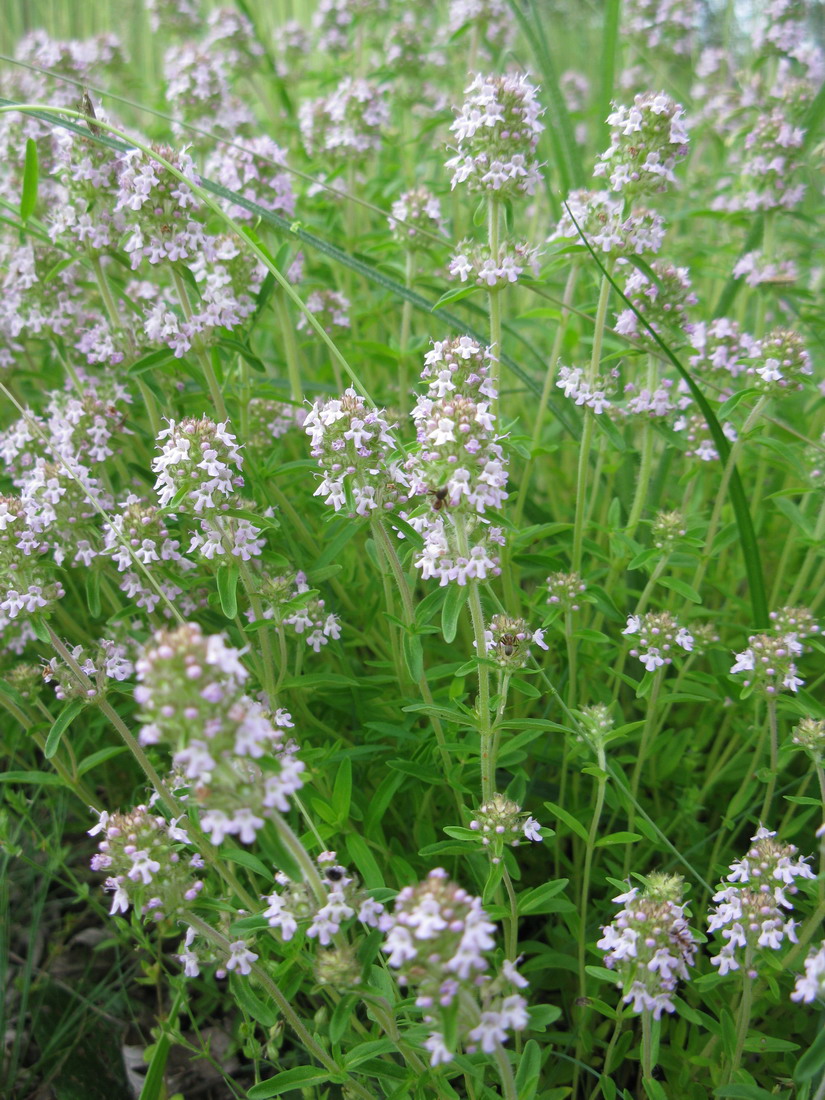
xmin=641 ymin=1011 xmax=654 ymax=1082
xmin=565 ymin=609 xmax=577 ymax=710
xmin=578 ymin=744 xmax=608 ymax=1001
xmin=624 ymin=668 xmax=665 ymax=875
xmin=172 ymin=268 xmax=227 ymax=421
xmin=492 ymin=1044 xmax=517 ymax=1100
xmin=501 ymin=866 xmax=519 ymax=962
xmin=487 ymin=196 xmax=502 ymax=401
xmin=273 ymin=288 xmax=303 ymax=403
xmin=625 ymin=356 xmax=658 ymax=537
xmin=398 ymin=250 xmax=415 ymax=417
xmin=759 ymin=695 xmax=779 ymax=822
xmin=725 ymin=964 xmax=754 ymax=1084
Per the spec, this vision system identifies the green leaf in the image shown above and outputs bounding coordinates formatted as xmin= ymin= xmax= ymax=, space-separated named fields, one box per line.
xmin=223 ymin=848 xmax=272 ymax=881
xmin=20 ymin=137 xmax=38 ymax=221
xmin=714 ymin=1086 xmax=789 ymax=1100
xmin=247 ymin=1066 xmax=334 ymax=1097
xmin=216 ymin=563 xmax=239 ymax=619
xmin=642 ymin=1079 xmax=668 ymax=1100
xmin=329 ymin=993 xmax=358 ymax=1045
xmin=658 ymin=577 xmax=703 ymax=603
xmin=514 ymin=1039 xmax=541 ymax=1100
xmin=76 ymin=746 xmax=128 ymax=776
xmin=402 ymin=632 xmax=423 ymax=682
xmin=127 ymin=348 xmax=176 ymax=376
xmin=595 ymin=832 xmax=642 ymax=847
xmin=332 ymin=756 xmax=352 ymax=821
xmin=45 ymin=698 xmax=85 ymax=759
xmin=85 ymin=570 xmax=101 ymax=619
xmin=794 ymin=1024 xmax=825 ymax=1083
xmin=543 ymin=800 xmax=589 ymax=842
xmin=0 ymin=770 xmax=65 ymax=786
xmin=345 ymin=833 xmax=384 ymax=889
xmin=441 ymin=583 xmax=469 ymax=644
xmin=518 ymin=879 xmax=569 ymax=915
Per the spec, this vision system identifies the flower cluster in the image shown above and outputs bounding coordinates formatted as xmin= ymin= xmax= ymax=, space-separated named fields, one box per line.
xmin=447 ymin=0 xmax=514 ymax=53
xmin=101 ymin=493 xmax=191 ymax=613
xmin=177 ymin=928 xmax=259 ymax=980
xmin=204 ymin=135 xmax=294 ymax=221
xmin=546 ymin=571 xmax=588 ymax=612
xmin=614 ymin=262 xmax=697 ymax=344
xmin=576 ymin=703 xmax=615 ymax=753
xmin=622 ymin=0 xmax=695 ymax=59
xmin=135 ymin=622 xmax=305 ymax=845
xmin=448 ymin=239 xmax=541 ymax=288
xmin=707 ymin=826 xmax=814 ymax=977
xmin=687 ymin=318 xmax=758 ymax=388
xmin=263 ymin=850 xmax=384 ymax=950
xmin=622 ymin=612 xmax=694 ymax=671
xmin=469 ymin=794 xmax=543 ymax=862
xmin=598 ymin=873 xmax=697 ymax=1018
xmin=88 ymin=805 xmax=202 ymax=920
xmin=257 ymin=570 xmax=343 ymax=653
xmin=673 ymin=412 xmax=737 ymax=461
xmin=792 ymin=940 xmax=825 ymax=1004
xmin=299 ymin=78 xmax=390 ymax=161
xmin=556 ymin=363 xmax=619 ymax=416
xmin=482 ymin=614 xmax=547 ymax=670
xmin=790 ymin=716 xmax=825 ymax=765
xmin=419 ymin=336 xmax=497 ymax=401
xmin=304 ymin=389 xmax=408 ymax=518
xmin=714 ymin=106 xmax=806 ymax=213
xmin=379 ymin=868 xmax=529 ymax=1064
xmin=651 ymin=510 xmax=688 ymax=551
xmin=549 ymin=190 xmax=666 ymax=257
xmin=43 ymin=638 xmax=133 ymax=702
xmin=594 ymin=92 xmax=689 ymax=196
xmin=733 ymin=250 xmax=798 ymax=287
xmin=388 ymin=187 xmax=446 ymax=249
xmin=297 ymin=290 xmax=351 ymax=337
xmin=446 ymin=73 xmax=544 ymax=197
xmin=747 ymin=328 xmax=812 ymax=393
xmin=730 ymin=631 xmax=808 ymax=695
xmin=246 ymin=399 xmax=307 ymax=446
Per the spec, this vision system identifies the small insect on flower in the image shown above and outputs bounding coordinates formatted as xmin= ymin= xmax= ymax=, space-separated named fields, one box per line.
xmin=80 ymin=91 xmax=101 ymax=137
xmin=428 ymin=486 xmax=449 ymax=511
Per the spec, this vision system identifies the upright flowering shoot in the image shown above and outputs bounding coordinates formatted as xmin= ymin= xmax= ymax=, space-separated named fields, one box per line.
xmin=135 ymin=622 xmax=305 ymax=845
xmin=594 ymin=92 xmax=690 ymax=196
xmin=707 ymin=826 xmax=814 ymax=977
xmin=598 ymin=872 xmax=697 ymax=1018
xmin=380 ymin=868 xmax=529 ymax=1065
xmin=446 ymin=73 xmax=544 ymax=197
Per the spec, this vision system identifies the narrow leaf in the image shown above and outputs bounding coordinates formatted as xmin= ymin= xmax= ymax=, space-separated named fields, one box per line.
xmin=45 ymin=698 xmax=85 ymax=759
xmin=441 ymin=583 xmax=469 ymax=644
xmin=216 ymin=563 xmax=239 ymax=619
xmin=20 ymin=137 xmax=38 ymax=221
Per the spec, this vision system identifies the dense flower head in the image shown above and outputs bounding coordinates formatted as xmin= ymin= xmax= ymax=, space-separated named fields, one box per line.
xmin=18 ymin=455 xmax=109 ymax=568
xmin=790 ymin=716 xmax=825 ymax=764
xmin=576 ymin=702 xmax=614 ymax=752
xmin=412 ymin=514 xmax=505 ymax=587
xmin=614 ymin=262 xmax=697 ymax=344
xmin=446 ymin=72 xmax=544 ymax=197
xmin=204 ymin=137 xmax=295 ymax=223
xmin=88 ymin=804 xmax=202 ymax=920
xmin=297 ymin=290 xmax=351 ymax=337
xmin=733 ymin=250 xmax=799 ymax=288
xmin=747 ymin=328 xmax=813 ymax=393
xmin=246 ymin=399 xmax=307 ymax=447
xmin=384 ymin=12 xmax=443 ymax=79
xmin=304 ymin=389 xmax=408 ymax=518
xmin=175 ymin=925 xmax=259 ymax=980
xmin=546 ymin=571 xmax=588 ymax=612
xmin=263 ymin=850 xmax=384 ymax=946
xmin=145 ymin=0 xmax=201 ymax=35
xmin=135 ymin=622 xmax=305 ymax=844
xmin=598 ymin=873 xmax=697 ymax=1018
xmin=549 ymin=190 xmax=666 ymax=256
xmin=388 ymin=187 xmax=446 ymax=249
xmin=204 ymin=7 xmax=265 ymax=67
xmin=622 ymin=611 xmax=694 ymax=671
xmin=448 ymin=239 xmax=541 ymax=289
xmin=556 ymin=363 xmax=619 ymax=416
xmin=707 ymin=826 xmax=814 ymax=977
xmin=380 ymin=868 xmax=529 ymax=1063
xmin=0 ymin=494 xmax=66 ymax=620
xmin=713 ymin=104 xmax=807 ymax=213
xmin=447 ymin=0 xmax=514 ymax=51
xmin=0 ymin=240 xmax=88 ymax=362
xmin=622 ymin=0 xmax=696 ymax=59
xmin=311 ymin=0 xmax=388 ymax=54
xmin=769 ymin=606 xmax=819 ymax=639
xmin=48 ymin=119 xmax=125 ymax=253
xmin=651 ymin=510 xmax=687 ymax=551
xmin=594 ymin=92 xmax=689 ymax=196
xmin=299 ymin=78 xmax=390 ymax=161
xmin=469 ymin=793 xmax=544 ymax=861
xmin=43 ymin=637 xmax=133 ymax=702
xmin=673 ymin=411 xmax=737 ymax=461
xmin=730 ymin=631 xmax=807 ymax=695
xmin=152 ymin=417 xmax=244 ymax=513
xmin=256 ymin=570 xmax=343 ymax=653
xmin=482 ymin=613 xmax=548 ymax=670
xmin=791 ymin=940 xmax=825 ymax=1004
xmin=114 ymin=146 xmax=210 ymax=270
xmin=420 ymin=337 xmax=497 ymax=402
xmin=687 ymin=318 xmax=758 ymax=389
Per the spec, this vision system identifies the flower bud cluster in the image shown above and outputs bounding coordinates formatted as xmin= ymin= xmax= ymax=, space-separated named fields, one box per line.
xmin=723 ymin=107 xmax=806 ymax=213
xmin=448 ymin=239 xmax=541 ymax=289
xmin=482 ymin=614 xmax=548 ymax=670
xmin=256 ymin=570 xmax=343 ymax=653
xmin=747 ymin=328 xmax=812 ymax=393
xmin=384 ymin=13 xmax=443 ymax=79
xmin=379 ymin=868 xmax=529 ymax=1064
xmin=549 ymin=190 xmax=665 ymax=257
xmin=297 ymin=290 xmax=351 ymax=337
xmin=594 ymin=92 xmax=689 ymax=196
xmin=733 ymin=250 xmax=798 ymax=287
xmin=177 ymin=926 xmax=259 ymax=980
xmin=388 ymin=188 xmax=446 ymax=249
xmin=101 ymin=493 xmax=191 ymax=612
xmin=673 ymin=412 xmax=737 ymax=461
xmin=730 ymin=629 xmax=809 ymax=695
xmin=790 ymin=716 xmax=825 ymax=764
xmin=576 ymin=703 xmax=614 ymax=752
xmin=446 ymin=73 xmax=544 ymax=197
xmin=299 ymin=78 xmax=390 ymax=161
xmin=89 ymin=805 xmax=203 ymax=919
xmin=614 ymin=262 xmax=697 ymax=344
xmin=556 ymin=364 xmax=618 ymax=416
xmin=546 ymin=571 xmax=588 ymax=612
xmin=622 ymin=0 xmax=695 ymax=59
xmin=135 ymin=622 xmax=305 ymax=845
xmin=598 ymin=873 xmax=697 ymax=1018
xmin=792 ymin=940 xmax=825 ymax=1004
xmin=43 ymin=638 xmax=133 ymax=701
xmin=263 ymin=850 xmax=384 ymax=946
xmin=622 ymin=612 xmax=694 ymax=671
xmin=304 ymin=389 xmax=408 ymax=518
xmin=651 ymin=510 xmax=688 ymax=551
xmin=447 ymin=0 xmax=514 ymax=53
xmin=246 ymin=399 xmax=307 ymax=446
xmin=707 ymin=825 xmax=814 ymax=977
xmin=0 ymin=495 xmax=65 ymax=619
xmin=115 ymin=146 xmax=210 ymax=270
xmin=688 ymin=318 xmax=758 ymax=387
xmin=469 ymin=794 xmax=543 ymax=862
xmin=420 ymin=337 xmax=497 ymax=402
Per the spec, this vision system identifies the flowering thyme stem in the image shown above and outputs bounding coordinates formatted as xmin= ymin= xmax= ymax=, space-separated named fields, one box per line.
xmin=171 ymin=268 xmax=228 ymax=422
xmin=398 ymin=250 xmax=415 ymax=417
xmin=181 ymin=913 xmax=373 ymax=1099
xmin=725 ymin=965 xmax=754 ymax=1084
xmin=272 ymin=287 xmax=304 ymax=403
xmin=572 ymin=273 xmax=612 ymax=573
xmin=578 ymin=742 xmax=608 ymax=1001
xmin=625 ymin=355 xmax=658 ymax=538
xmin=487 ymin=196 xmax=502 ymax=400
xmin=641 ymin=1010 xmax=655 ymax=1082
xmin=493 ymin=1044 xmax=518 ymax=1100
xmin=624 ymin=666 xmax=665 ymax=876
xmin=759 ymin=695 xmax=779 ymax=822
